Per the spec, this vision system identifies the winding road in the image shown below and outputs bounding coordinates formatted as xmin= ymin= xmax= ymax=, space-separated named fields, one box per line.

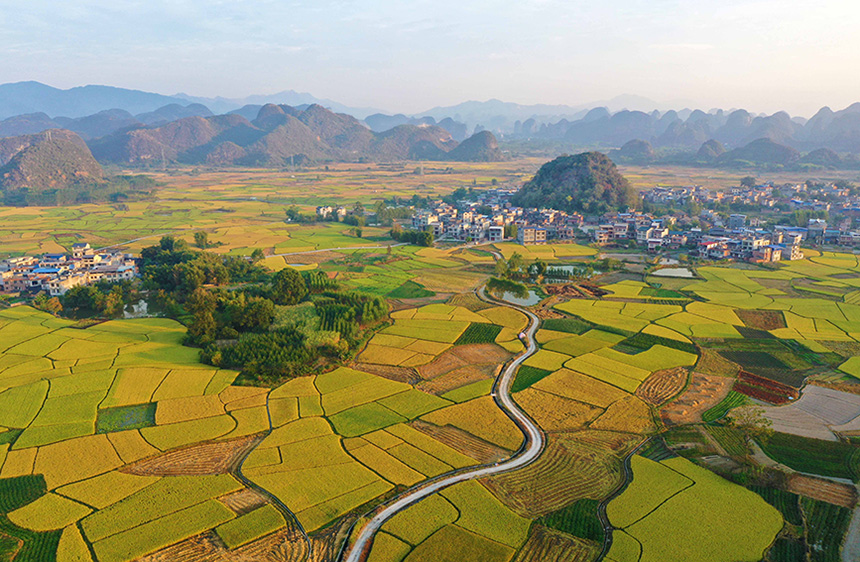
xmin=340 ymin=287 xmax=546 ymax=562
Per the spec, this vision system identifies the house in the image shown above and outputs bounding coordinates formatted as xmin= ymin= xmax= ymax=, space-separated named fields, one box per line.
xmin=518 ymin=226 xmax=547 ymax=245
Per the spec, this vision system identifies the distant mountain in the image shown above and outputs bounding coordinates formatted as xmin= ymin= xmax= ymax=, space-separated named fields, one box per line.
xmin=608 ymin=139 xmax=656 ymax=164
xmin=0 ymin=130 xmax=103 ymax=189
xmin=175 ymin=90 xmax=384 ymax=120
xmin=135 ymin=103 xmax=214 ymax=126
xmin=88 ymin=104 xmax=497 ymax=166
xmin=512 ymin=152 xmax=634 ymax=214
xmin=445 ymin=130 xmax=504 ymax=162
xmin=0 ymin=113 xmax=60 ymax=138
xmin=364 ymin=113 xmax=469 ymax=141
xmin=0 ymin=81 xmax=182 ymax=120
xmin=697 ymin=139 xmax=726 ymax=162
xmin=54 ymin=109 xmax=140 ymax=140
xmin=717 ymin=138 xmax=801 ymax=167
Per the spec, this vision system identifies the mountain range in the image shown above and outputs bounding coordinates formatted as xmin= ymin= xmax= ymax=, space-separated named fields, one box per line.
xmin=0 ymin=101 xmax=505 ymax=193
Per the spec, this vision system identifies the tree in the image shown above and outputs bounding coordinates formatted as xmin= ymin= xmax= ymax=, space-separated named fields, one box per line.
xmin=530 ymin=258 xmax=547 ymax=277
xmin=250 ymin=248 xmax=265 ymax=262
xmin=504 ymin=224 xmax=518 ymax=240
xmin=727 ymin=405 xmax=773 ymax=446
xmin=32 ymin=294 xmax=62 ymax=314
xmin=101 ymin=287 xmax=125 ymax=317
xmin=230 ymin=296 xmax=275 ymax=332
xmin=61 ymin=286 xmax=103 ymax=315
xmin=160 ymin=235 xmax=176 ymax=251
xmin=353 ymin=201 xmax=365 ymax=215
xmin=194 ymin=231 xmax=209 ymax=249
xmin=270 ymin=268 xmax=308 ymax=305
xmin=186 ymin=288 xmax=217 ymax=344
xmin=740 ymin=176 xmax=757 ymax=188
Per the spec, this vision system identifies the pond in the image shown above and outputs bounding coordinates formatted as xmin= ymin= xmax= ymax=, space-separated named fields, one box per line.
xmin=499 ymin=290 xmax=542 ymax=306
xmin=652 ymin=267 xmax=694 ymax=278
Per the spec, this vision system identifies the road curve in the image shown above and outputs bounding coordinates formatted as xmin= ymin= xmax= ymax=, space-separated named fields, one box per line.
xmin=340 ymin=287 xmax=545 ymax=562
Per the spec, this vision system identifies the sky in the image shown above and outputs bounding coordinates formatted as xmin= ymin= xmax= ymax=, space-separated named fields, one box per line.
xmin=0 ymin=0 xmax=858 ymax=116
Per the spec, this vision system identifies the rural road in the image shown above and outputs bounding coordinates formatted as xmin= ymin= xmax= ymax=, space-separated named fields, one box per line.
xmin=340 ymin=286 xmax=545 ymax=562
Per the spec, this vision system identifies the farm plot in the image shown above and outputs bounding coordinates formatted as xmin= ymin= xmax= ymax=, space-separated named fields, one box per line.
xmin=761 ymin=385 xmax=860 ymax=441
xmin=661 ymin=373 xmax=734 ymax=426
xmin=607 ymin=455 xmax=783 ymax=562
xmin=373 ymin=480 xmax=530 ymax=562
xmin=484 ymin=431 xmax=638 ymax=517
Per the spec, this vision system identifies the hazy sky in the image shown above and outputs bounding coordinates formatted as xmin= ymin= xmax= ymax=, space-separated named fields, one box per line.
xmin=1 ymin=0 xmax=857 ymax=116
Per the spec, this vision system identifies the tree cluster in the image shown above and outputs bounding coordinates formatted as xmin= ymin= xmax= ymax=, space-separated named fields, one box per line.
xmin=389 ymin=227 xmax=433 ymax=246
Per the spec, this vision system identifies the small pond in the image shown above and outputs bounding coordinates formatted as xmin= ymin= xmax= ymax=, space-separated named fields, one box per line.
xmin=499 ymin=290 xmax=542 ymax=306
xmin=652 ymin=267 xmax=694 ymax=278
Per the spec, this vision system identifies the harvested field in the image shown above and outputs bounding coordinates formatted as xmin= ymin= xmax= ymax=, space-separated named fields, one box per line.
xmin=786 ymin=474 xmax=858 ymax=509
xmin=136 ymin=525 xmax=308 ymax=562
xmin=515 ymin=388 xmax=603 ymax=432
xmin=762 ymin=384 xmax=860 ymax=441
xmin=352 ymin=363 xmax=418 ymax=384
xmin=447 ymin=293 xmax=493 ymax=312
xmin=736 ymin=309 xmax=787 ymax=330
xmin=590 ymin=395 xmax=656 ymax=434
xmin=122 ymin=435 xmax=264 ymax=476
xmin=411 ymin=420 xmax=507 ymax=464
xmin=636 ymin=367 xmax=689 ymax=406
xmin=219 ymin=488 xmax=269 ymax=515
xmin=416 ymin=365 xmax=497 ymax=396
xmin=512 ymin=524 xmax=599 ymax=562
xmin=417 ymin=344 xmax=510 ymax=380
xmin=694 ymin=348 xmax=739 ymax=377
xmin=483 ymin=431 xmax=638 ymax=517
xmin=661 ymin=373 xmax=734 ymax=426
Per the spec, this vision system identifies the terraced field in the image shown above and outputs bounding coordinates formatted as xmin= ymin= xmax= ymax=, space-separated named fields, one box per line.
xmin=0 ymin=301 xmax=528 ymax=562
xmin=10 ymin=185 xmax=860 ymax=562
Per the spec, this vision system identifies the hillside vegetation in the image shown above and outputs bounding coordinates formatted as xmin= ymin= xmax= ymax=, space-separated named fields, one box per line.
xmin=512 ymin=152 xmax=635 ymax=214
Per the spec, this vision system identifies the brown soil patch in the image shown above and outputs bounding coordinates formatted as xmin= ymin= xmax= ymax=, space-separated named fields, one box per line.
xmin=736 ymin=309 xmax=787 ymax=330
xmin=513 ymin=525 xmax=599 ymax=562
xmin=411 ymin=420 xmax=508 ymax=464
xmin=786 ymin=474 xmax=858 ymax=509
xmin=352 ymin=362 xmax=418 ymax=384
xmin=121 ymin=435 xmax=264 ymax=476
xmin=636 ymin=367 xmax=689 ymax=406
xmin=661 ymin=373 xmax=734 ymax=426
xmin=543 ymin=284 xmax=588 ymax=298
xmin=808 ymin=380 xmax=860 ymax=396
xmin=137 ymin=526 xmax=308 ymax=562
xmin=450 ymin=343 xmax=511 ymax=364
xmin=483 ymin=430 xmax=639 ymax=518
xmin=695 ymin=348 xmax=739 ymax=377
xmin=417 ymin=343 xmax=511 ymax=380
xmin=219 ymin=488 xmax=269 ymax=515
xmin=306 ymin=516 xmax=355 ymax=562
xmin=416 ymin=364 xmax=497 ymax=395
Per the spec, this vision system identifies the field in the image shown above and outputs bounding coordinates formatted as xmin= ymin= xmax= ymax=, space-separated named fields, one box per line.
xmin=8 ymin=165 xmax=860 ymax=560
xmin=606 ymin=455 xmax=783 ymax=562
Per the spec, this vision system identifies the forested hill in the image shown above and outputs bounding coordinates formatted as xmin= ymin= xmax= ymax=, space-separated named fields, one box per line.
xmin=512 ymin=152 xmax=635 ymax=214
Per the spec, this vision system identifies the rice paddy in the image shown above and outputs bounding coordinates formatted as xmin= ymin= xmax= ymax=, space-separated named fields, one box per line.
xmin=6 ymin=162 xmax=860 ymax=562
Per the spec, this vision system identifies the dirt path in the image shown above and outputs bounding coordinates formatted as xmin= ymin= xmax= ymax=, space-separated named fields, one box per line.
xmin=843 ymin=501 xmax=860 ymax=562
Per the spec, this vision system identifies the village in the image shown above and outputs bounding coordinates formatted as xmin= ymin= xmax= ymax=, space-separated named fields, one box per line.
xmin=0 ymin=243 xmax=136 ymax=296
xmin=5 ymin=180 xmax=860 ymax=297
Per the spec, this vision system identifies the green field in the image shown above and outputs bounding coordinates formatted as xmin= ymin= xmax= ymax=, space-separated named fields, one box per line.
xmin=607 ymin=456 xmax=783 ymax=562
xmin=6 ymin=168 xmax=860 ymax=562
